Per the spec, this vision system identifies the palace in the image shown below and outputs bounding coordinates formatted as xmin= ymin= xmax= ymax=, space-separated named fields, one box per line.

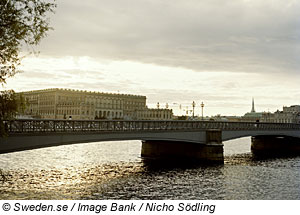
xmin=17 ymin=88 xmax=173 ymax=120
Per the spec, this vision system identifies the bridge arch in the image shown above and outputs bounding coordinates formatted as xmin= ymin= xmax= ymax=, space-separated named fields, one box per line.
xmin=222 ymin=130 xmax=300 ymax=142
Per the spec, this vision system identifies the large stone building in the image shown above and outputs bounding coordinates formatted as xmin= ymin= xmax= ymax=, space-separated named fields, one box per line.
xmin=261 ymin=105 xmax=300 ymax=124
xmin=17 ymin=88 xmax=173 ymax=120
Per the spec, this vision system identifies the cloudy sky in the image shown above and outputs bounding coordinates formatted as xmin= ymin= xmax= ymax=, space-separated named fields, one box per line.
xmin=3 ymin=0 xmax=300 ymax=116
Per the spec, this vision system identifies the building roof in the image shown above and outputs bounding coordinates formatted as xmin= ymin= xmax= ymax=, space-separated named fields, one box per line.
xmin=17 ymin=88 xmax=146 ymax=98
xmin=243 ymin=112 xmax=263 ymax=118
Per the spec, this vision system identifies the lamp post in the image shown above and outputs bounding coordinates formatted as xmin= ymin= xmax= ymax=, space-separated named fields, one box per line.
xmin=192 ymin=101 xmax=196 ymax=119
xmin=201 ymin=102 xmax=204 ymax=120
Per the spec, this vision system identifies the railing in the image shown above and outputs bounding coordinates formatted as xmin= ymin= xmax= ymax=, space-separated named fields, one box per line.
xmin=3 ymin=119 xmax=300 ymax=134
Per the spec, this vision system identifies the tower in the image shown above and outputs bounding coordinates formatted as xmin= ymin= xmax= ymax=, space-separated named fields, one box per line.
xmin=251 ymin=98 xmax=255 ymax=113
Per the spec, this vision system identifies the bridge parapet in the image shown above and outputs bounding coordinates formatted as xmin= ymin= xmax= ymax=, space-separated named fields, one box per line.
xmin=4 ymin=119 xmax=300 ymax=134
xmin=2 ymin=119 xmax=300 ymax=162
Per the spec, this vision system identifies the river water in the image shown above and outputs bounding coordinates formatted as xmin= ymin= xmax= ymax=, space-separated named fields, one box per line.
xmin=0 ymin=137 xmax=300 ymax=200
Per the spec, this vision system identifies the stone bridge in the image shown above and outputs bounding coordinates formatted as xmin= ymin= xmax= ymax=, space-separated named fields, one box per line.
xmin=1 ymin=119 xmax=300 ymax=163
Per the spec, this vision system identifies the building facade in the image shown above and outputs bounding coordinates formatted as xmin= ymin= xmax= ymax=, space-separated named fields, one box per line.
xmin=261 ymin=105 xmax=300 ymax=124
xmin=241 ymin=99 xmax=300 ymax=124
xmin=17 ymin=88 xmax=173 ymax=120
xmin=136 ymin=108 xmax=173 ymax=120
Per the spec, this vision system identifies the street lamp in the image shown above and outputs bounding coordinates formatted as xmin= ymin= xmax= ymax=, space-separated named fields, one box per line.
xmin=201 ymin=102 xmax=204 ymax=120
xmin=192 ymin=101 xmax=196 ymax=119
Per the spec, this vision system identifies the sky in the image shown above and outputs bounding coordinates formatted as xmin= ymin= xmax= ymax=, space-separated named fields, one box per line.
xmin=2 ymin=0 xmax=300 ymax=116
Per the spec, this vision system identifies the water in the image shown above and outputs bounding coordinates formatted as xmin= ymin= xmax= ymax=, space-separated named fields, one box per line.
xmin=1 ymin=137 xmax=300 ymax=200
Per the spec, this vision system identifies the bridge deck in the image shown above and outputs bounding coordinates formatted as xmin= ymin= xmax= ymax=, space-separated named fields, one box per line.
xmin=3 ymin=119 xmax=300 ymax=134
xmin=1 ymin=120 xmax=300 ymax=156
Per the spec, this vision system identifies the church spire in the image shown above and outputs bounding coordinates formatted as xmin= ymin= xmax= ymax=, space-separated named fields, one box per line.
xmin=251 ymin=98 xmax=255 ymax=113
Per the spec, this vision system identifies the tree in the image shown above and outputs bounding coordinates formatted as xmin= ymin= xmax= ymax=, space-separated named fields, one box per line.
xmin=0 ymin=0 xmax=56 ymax=181
xmin=0 ymin=0 xmax=56 ymax=138
xmin=0 ymin=0 xmax=56 ymax=83
xmin=0 ymin=90 xmax=26 ymax=135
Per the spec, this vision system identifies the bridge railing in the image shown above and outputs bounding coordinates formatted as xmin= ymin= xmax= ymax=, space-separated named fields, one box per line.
xmin=3 ymin=119 xmax=300 ymax=134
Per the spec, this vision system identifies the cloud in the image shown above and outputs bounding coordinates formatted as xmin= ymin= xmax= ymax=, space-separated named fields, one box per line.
xmin=37 ymin=0 xmax=300 ymax=75
xmin=7 ymin=1 xmax=300 ymax=116
xmin=4 ymin=55 xmax=300 ymax=116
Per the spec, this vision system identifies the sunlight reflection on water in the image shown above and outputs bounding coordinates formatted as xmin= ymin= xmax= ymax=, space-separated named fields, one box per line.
xmin=1 ymin=137 xmax=300 ymax=200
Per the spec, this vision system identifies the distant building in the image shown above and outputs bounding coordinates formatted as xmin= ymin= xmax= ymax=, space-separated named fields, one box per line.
xmin=137 ymin=108 xmax=173 ymax=120
xmin=17 ymin=88 xmax=173 ymax=120
xmin=283 ymin=105 xmax=300 ymax=113
xmin=260 ymin=112 xmax=274 ymax=123
xmin=261 ymin=105 xmax=300 ymax=124
xmin=242 ymin=98 xmax=263 ymax=122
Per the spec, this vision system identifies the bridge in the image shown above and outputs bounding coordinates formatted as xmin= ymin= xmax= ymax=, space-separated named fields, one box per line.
xmin=1 ymin=119 xmax=300 ymax=163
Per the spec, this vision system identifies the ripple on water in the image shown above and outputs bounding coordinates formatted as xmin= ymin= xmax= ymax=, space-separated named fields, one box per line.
xmin=1 ymin=139 xmax=300 ymax=199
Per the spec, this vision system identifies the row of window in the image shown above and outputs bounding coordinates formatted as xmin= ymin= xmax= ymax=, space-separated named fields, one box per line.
xmin=274 ymin=119 xmax=295 ymax=123
xmin=57 ymin=109 xmax=80 ymax=115
xmin=35 ymin=110 xmax=172 ymax=118
xmin=37 ymin=110 xmax=54 ymax=115
xmin=137 ymin=113 xmax=172 ymax=119
xmin=58 ymin=96 xmax=144 ymax=106
xmin=37 ymin=109 xmax=125 ymax=118
xmin=57 ymin=102 xmax=124 ymax=109
xmin=39 ymin=101 xmax=55 ymax=106
xmin=95 ymin=111 xmax=123 ymax=118
xmin=33 ymin=102 xmax=144 ymax=110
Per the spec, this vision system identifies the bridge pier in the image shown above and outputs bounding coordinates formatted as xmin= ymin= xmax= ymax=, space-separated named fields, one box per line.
xmin=141 ymin=130 xmax=224 ymax=163
xmin=251 ymin=136 xmax=300 ymax=156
